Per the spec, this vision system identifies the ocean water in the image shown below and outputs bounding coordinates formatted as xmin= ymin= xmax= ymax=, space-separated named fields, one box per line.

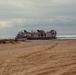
xmin=57 ymin=35 xmax=76 ymax=39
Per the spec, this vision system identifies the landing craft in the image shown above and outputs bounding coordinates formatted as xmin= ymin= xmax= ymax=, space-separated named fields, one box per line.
xmin=15 ymin=30 xmax=57 ymax=40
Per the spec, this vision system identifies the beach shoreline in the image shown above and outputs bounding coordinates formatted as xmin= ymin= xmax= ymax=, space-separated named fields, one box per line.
xmin=0 ymin=39 xmax=76 ymax=75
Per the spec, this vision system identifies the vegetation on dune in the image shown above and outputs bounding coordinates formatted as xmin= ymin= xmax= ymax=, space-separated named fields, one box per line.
xmin=0 ymin=39 xmax=19 ymax=44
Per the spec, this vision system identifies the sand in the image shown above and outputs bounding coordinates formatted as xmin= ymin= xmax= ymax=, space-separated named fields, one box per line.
xmin=0 ymin=39 xmax=76 ymax=75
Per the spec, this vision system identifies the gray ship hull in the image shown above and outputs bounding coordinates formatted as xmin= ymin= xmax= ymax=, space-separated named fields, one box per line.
xmin=27 ymin=37 xmax=57 ymax=40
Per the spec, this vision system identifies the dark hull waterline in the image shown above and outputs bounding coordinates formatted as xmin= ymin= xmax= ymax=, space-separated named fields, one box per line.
xmin=27 ymin=37 xmax=57 ymax=40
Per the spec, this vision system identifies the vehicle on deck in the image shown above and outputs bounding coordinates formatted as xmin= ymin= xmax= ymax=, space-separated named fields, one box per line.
xmin=15 ymin=30 xmax=57 ymax=40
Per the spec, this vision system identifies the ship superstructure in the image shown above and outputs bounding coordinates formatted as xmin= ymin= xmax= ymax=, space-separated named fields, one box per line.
xmin=15 ymin=30 xmax=57 ymax=40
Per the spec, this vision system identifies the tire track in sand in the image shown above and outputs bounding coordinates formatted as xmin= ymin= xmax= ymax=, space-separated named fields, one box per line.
xmin=45 ymin=42 xmax=59 ymax=50
xmin=0 ymin=59 xmax=10 ymax=75
xmin=53 ymin=64 xmax=76 ymax=75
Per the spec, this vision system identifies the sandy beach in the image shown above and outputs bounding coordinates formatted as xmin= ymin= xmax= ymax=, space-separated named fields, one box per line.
xmin=0 ymin=39 xmax=76 ymax=75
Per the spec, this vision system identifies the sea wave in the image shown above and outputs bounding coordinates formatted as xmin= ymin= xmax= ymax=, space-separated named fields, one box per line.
xmin=57 ymin=35 xmax=76 ymax=39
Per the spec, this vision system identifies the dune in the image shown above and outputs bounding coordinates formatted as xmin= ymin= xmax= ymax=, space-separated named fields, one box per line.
xmin=0 ymin=40 xmax=76 ymax=75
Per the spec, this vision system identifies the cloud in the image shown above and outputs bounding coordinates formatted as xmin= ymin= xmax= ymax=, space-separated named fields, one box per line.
xmin=0 ymin=0 xmax=76 ymax=38
xmin=0 ymin=0 xmax=76 ymax=20
xmin=0 ymin=16 xmax=76 ymax=28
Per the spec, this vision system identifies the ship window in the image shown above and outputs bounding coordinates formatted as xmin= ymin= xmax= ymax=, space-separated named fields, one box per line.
xmin=41 ymin=34 xmax=43 ymax=37
xmin=38 ymin=34 xmax=40 ymax=37
xmin=45 ymin=34 xmax=46 ymax=37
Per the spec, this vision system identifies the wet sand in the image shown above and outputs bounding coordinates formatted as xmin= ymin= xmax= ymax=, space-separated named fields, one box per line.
xmin=0 ymin=40 xmax=76 ymax=75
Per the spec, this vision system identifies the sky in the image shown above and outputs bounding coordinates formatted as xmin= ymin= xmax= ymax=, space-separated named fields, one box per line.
xmin=0 ymin=0 xmax=76 ymax=38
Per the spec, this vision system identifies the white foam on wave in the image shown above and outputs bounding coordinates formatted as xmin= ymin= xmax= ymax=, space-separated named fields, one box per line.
xmin=57 ymin=35 xmax=76 ymax=39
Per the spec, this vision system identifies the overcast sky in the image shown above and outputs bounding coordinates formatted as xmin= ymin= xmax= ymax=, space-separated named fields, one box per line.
xmin=0 ymin=0 xmax=76 ymax=38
